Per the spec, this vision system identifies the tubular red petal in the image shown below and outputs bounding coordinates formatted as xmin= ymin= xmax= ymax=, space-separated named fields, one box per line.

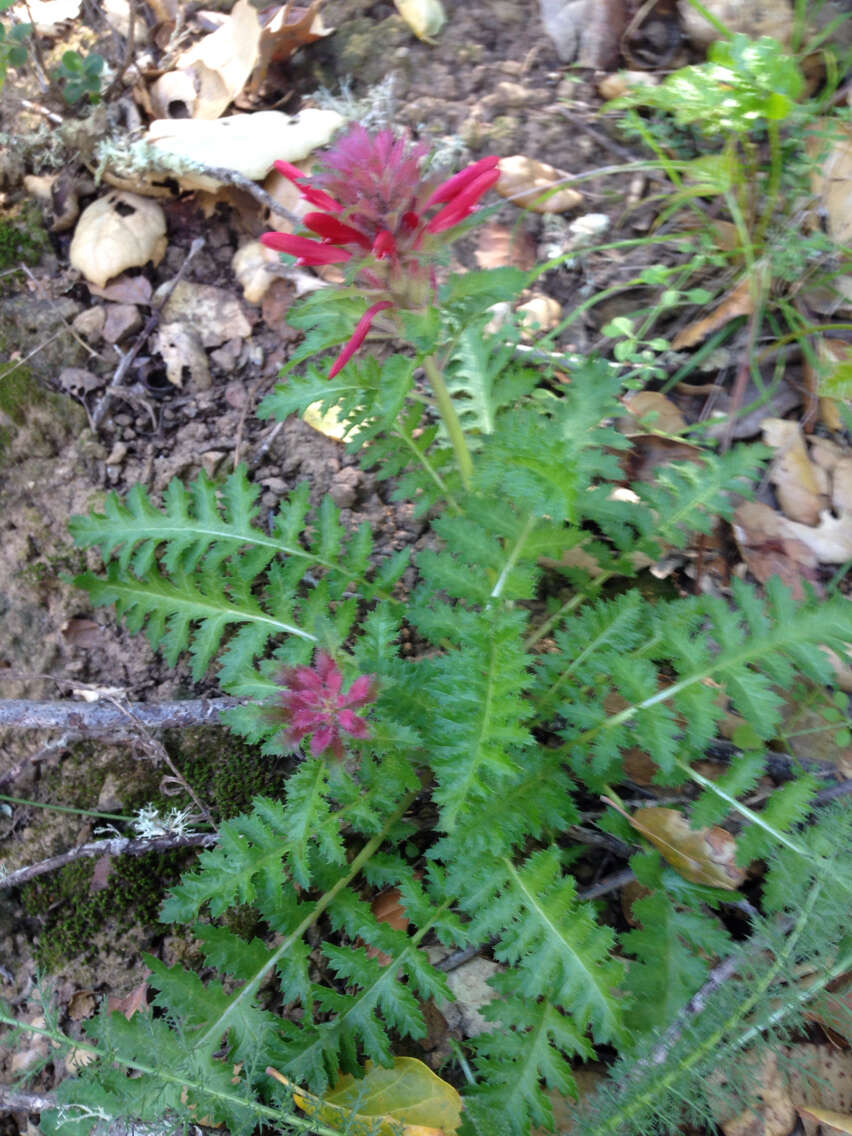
xmin=372 ymin=229 xmax=397 ymax=258
xmin=299 ymin=185 xmax=344 ymax=212
xmin=274 ymin=159 xmax=307 ymax=181
xmin=261 ymin=232 xmax=353 ymax=265
xmin=424 ymin=155 xmax=499 ymax=209
xmin=304 ymin=212 xmax=372 ymax=249
xmin=425 ymin=168 xmax=500 ymax=234
xmin=402 ymin=211 xmax=420 ymax=231
xmin=328 ymin=300 xmax=394 ymax=378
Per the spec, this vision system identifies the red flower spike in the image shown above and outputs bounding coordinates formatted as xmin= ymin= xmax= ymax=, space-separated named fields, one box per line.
xmin=262 ymin=130 xmax=500 ymax=378
xmin=272 ymin=650 xmax=378 ymax=759
xmin=424 ymin=155 xmax=500 ymax=210
xmin=274 ymin=159 xmax=307 ymax=181
xmin=425 ymin=167 xmax=501 ymax=234
xmin=372 ymin=230 xmax=397 ymax=259
xmin=329 ymin=300 xmax=394 ymax=378
xmin=299 ymin=185 xmax=344 ymax=213
xmin=261 ymin=232 xmax=353 ymax=265
xmin=304 ymin=212 xmax=372 ymax=249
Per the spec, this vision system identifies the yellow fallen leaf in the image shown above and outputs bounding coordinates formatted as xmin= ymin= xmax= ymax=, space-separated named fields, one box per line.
xmin=70 ymin=192 xmax=167 ymax=288
xmin=176 ymin=0 xmax=261 ymax=119
xmin=761 ymin=417 xmax=828 ymax=527
xmin=613 ymin=803 xmax=746 ymax=889
xmin=496 ymin=155 xmax=582 ymax=213
xmin=394 ymin=0 xmax=446 ymax=42
xmin=269 ymin=1057 xmax=462 ymax=1136
xmin=671 ymin=276 xmax=754 ymax=349
xmin=800 ymin=1107 xmax=852 ymax=1134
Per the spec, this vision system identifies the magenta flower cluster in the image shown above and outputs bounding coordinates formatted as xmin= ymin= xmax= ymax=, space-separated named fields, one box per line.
xmin=269 ymin=651 xmax=378 ymax=759
xmin=262 ymin=127 xmax=499 ymax=377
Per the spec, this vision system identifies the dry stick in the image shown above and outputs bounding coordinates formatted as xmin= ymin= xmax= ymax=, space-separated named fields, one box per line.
xmin=0 ymin=696 xmax=239 ymax=735
xmin=91 ymin=236 xmax=205 ymax=429
xmin=102 ymin=0 xmax=137 ymax=102
xmin=0 ymin=1087 xmax=56 ymax=1113
xmin=105 ymin=697 xmax=214 ymax=826
xmin=198 ymin=167 xmax=300 ymax=225
xmin=0 ymin=830 xmax=218 ymax=891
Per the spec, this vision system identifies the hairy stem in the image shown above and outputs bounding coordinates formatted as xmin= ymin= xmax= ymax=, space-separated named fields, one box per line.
xmin=422 ymin=353 xmax=474 ymax=492
xmin=197 ymin=788 xmax=419 ymax=1050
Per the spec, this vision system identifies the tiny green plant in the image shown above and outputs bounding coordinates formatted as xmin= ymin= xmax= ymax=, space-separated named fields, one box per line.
xmin=54 ymin=48 xmax=104 ymax=104
xmin=600 ymin=30 xmax=852 ymax=407
xmin=0 ymin=0 xmax=30 ymax=91
xmin=7 ymin=124 xmax=852 ymax=1136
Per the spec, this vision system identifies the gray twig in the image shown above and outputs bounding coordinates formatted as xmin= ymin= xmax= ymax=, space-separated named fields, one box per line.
xmin=102 ymin=0 xmax=137 ymax=101
xmin=200 ymin=167 xmax=300 ymax=224
xmin=91 ymin=236 xmax=205 ymax=428
xmin=0 ymin=696 xmax=240 ymax=735
xmin=0 ymin=830 xmax=218 ymax=890
xmin=0 ymin=1086 xmax=56 ymax=1113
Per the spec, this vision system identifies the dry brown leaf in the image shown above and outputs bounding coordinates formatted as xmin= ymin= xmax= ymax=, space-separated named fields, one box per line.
xmin=800 ymin=1108 xmax=852 ymax=1135
xmin=679 ymin=0 xmax=793 ymax=47
xmin=68 ymin=990 xmax=97 ymax=1021
xmin=517 ymin=294 xmax=562 ymax=337
xmin=710 ymin=1051 xmax=796 ymax=1136
xmin=761 ymin=417 xmax=829 ymax=526
xmin=496 ymin=155 xmax=582 ymax=213
xmin=532 ymin=1068 xmax=607 ymax=1135
xmin=782 ymin=510 xmax=852 ymax=563
xmin=176 ymin=0 xmax=261 ymax=119
xmin=597 ymin=70 xmax=659 ymax=100
xmin=539 ymin=0 xmax=628 ymax=67
xmin=394 ymin=0 xmax=446 ymax=42
xmin=62 ymin=617 xmax=103 ymax=646
xmin=232 ymin=240 xmax=279 ymax=304
xmin=626 ymin=805 xmax=747 ymax=889
xmin=671 ymin=277 xmax=754 ymax=349
xmin=251 ymin=1 xmax=332 ymax=91
xmin=89 ymin=275 xmax=153 ymax=304
xmin=732 ymin=501 xmax=821 ymax=599
xmin=812 ymin=123 xmax=852 ymax=247
xmin=107 ymin=981 xmax=149 ymax=1019
xmin=155 ymin=280 xmax=251 ymax=347
xmin=619 ymin=391 xmax=688 ymax=436
xmin=70 ymin=192 xmax=167 ymax=288
xmin=364 ymin=886 xmax=411 ymax=965
xmin=148 ymin=70 xmax=199 ymax=120
xmin=788 ymin=1043 xmax=852 ymax=1136
xmin=154 ymin=323 xmax=211 ymax=388
xmin=474 ymin=220 xmax=537 ymax=271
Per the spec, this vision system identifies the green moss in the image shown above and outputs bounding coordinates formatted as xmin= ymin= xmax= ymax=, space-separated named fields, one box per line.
xmin=0 ymin=206 xmax=48 ymax=271
xmin=23 ymin=732 xmax=286 ymax=971
xmin=22 ymin=847 xmax=185 ymax=973
xmin=150 ymin=728 xmax=288 ymax=821
xmin=0 ymin=365 xmax=47 ymax=425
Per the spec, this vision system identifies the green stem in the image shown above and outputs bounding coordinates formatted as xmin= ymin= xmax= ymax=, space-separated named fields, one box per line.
xmin=422 ymin=353 xmax=474 ymax=492
xmin=0 ymin=793 xmax=135 ymax=824
xmin=197 ymin=789 xmax=418 ymax=1050
xmin=755 ymin=119 xmax=782 ymax=250
xmin=592 ymin=868 xmax=829 ymax=1136
xmin=0 ymin=1009 xmax=345 ymax=1136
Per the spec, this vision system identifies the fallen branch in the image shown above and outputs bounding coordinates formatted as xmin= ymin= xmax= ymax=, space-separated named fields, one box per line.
xmin=0 ymin=696 xmax=239 ymax=735
xmin=0 ymin=830 xmax=218 ymax=890
xmin=0 ymin=1086 xmax=56 ymax=1113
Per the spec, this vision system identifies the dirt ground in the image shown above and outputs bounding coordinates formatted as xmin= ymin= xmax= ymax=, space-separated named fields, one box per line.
xmin=0 ymin=0 xmax=849 ymax=1118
